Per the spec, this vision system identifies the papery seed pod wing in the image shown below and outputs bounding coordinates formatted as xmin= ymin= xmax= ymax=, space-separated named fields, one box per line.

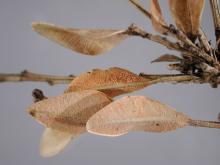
xmin=66 ymin=67 xmax=151 ymax=97
xmin=32 ymin=22 xmax=128 ymax=56
xmin=28 ymin=90 xmax=112 ymax=133
xmin=28 ymin=90 xmax=112 ymax=156
xmin=150 ymin=0 xmax=168 ymax=34
xmin=168 ymin=0 xmax=205 ymax=40
xmin=40 ymin=128 xmax=77 ymax=157
xmin=87 ymin=96 xmax=189 ymax=136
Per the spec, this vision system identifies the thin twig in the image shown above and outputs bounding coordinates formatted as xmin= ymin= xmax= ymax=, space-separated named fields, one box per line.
xmin=128 ymin=0 xmax=151 ymax=18
xmin=189 ymin=119 xmax=220 ymax=129
xmin=0 ymin=70 xmax=74 ymax=85
xmin=0 ymin=70 xmax=202 ymax=88
xmin=198 ymin=28 xmax=213 ymax=55
xmin=127 ymin=24 xmax=216 ymax=65
xmin=140 ymin=73 xmax=200 ymax=84
xmin=127 ymin=24 xmax=185 ymax=52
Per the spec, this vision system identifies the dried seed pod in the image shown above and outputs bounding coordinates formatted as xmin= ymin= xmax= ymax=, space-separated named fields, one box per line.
xmin=32 ymin=22 xmax=128 ymax=55
xmin=27 ymin=90 xmax=112 ymax=157
xmin=66 ymin=67 xmax=150 ymax=97
xmin=150 ymin=0 xmax=168 ymax=34
xmin=151 ymin=54 xmax=181 ymax=63
xmin=168 ymin=0 xmax=205 ymax=40
xmin=40 ymin=128 xmax=78 ymax=157
xmin=87 ymin=96 xmax=190 ymax=136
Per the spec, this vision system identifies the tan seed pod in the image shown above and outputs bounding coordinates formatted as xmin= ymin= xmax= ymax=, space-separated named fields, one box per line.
xmin=168 ymin=0 xmax=205 ymax=40
xmin=27 ymin=90 xmax=112 ymax=157
xmin=40 ymin=128 xmax=79 ymax=157
xmin=87 ymin=96 xmax=190 ymax=137
xmin=28 ymin=90 xmax=112 ymax=133
xmin=151 ymin=54 xmax=181 ymax=63
xmin=66 ymin=67 xmax=150 ymax=98
xmin=32 ymin=22 xmax=128 ymax=56
xmin=150 ymin=0 xmax=168 ymax=34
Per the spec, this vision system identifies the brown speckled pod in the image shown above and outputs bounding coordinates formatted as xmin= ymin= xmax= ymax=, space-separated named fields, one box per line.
xmin=66 ymin=67 xmax=150 ymax=97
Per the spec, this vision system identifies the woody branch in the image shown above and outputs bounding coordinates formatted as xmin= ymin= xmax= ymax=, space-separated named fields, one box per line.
xmin=0 ymin=70 xmax=74 ymax=85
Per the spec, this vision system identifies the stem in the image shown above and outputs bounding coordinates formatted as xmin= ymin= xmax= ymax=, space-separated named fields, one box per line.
xmin=140 ymin=74 xmax=200 ymax=84
xmin=127 ymin=24 xmax=216 ymax=64
xmin=0 ymin=70 xmax=74 ymax=85
xmin=129 ymin=0 xmax=151 ymax=19
xmin=189 ymin=119 xmax=220 ymax=129
xmin=127 ymin=24 xmax=185 ymax=52
xmin=198 ymin=28 xmax=213 ymax=55
xmin=0 ymin=70 xmax=202 ymax=89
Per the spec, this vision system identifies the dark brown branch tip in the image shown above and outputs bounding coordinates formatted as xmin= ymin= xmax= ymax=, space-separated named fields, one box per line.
xmin=127 ymin=24 xmax=149 ymax=38
xmin=47 ymin=80 xmax=54 ymax=86
xmin=127 ymin=24 xmax=139 ymax=34
xmin=21 ymin=70 xmax=29 ymax=75
xmin=0 ymin=77 xmax=6 ymax=82
xmin=32 ymin=88 xmax=47 ymax=102
xmin=215 ymin=27 xmax=220 ymax=39
xmin=168 ymin=24 xmax=179 ymax=35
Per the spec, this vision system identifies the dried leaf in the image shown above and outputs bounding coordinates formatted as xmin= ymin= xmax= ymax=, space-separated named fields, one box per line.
xmin=40 ymin=128 xmax=78 ymax=157
xmin=32 ymin=22 xmax=128 ymax=56
xmin=28 ymin=90 xmax=112 ymax=156
xmin=66 ymin=67 xmax=150 ymax=97
xmin=87 ymin=96 xmax=189 ymax=136
xmin=28 ymin=90 xmax=112 ymax=133
xmin=151 ymin=54 xmax=181 ymax=63
xmin=150 ymin=0 xmax=168 ymax=34
xmin=168 ymin=0 xmax=205 ymax=39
